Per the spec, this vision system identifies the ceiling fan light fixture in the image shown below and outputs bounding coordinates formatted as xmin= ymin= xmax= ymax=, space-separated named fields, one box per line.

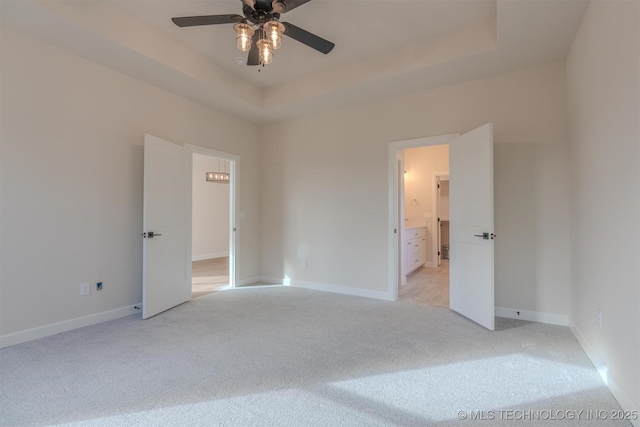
xmin=263 ymin=21 xmax=285 ymax=50
xmin=272 ymin=1 xmax=287 ymax=14
xmin=172 ymin=1 xmax=336 ymax=68
xmin=257 ymin=39 xmax=274 ymax=65
xmin=233 ymin=23 xmax=255 ymax=52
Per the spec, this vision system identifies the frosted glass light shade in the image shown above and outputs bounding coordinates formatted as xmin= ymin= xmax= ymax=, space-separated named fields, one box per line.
xmin=257 ymin=39 xmax=274 ymax=65
xmin=234 ymin=23 xmax=255 ymax=52
xmin=263 ymin=21 xmax=285 ymax=49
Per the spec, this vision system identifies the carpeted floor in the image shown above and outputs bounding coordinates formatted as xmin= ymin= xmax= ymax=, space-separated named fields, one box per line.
xmin=0 ymin=287 xmax=629 ymax=426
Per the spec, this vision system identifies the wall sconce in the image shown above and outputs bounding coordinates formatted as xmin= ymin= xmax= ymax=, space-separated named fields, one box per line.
xmin=206 ymin=159 xmax=230 ymax=184
xmin=206 ymin=172 xmax=230 ymax=183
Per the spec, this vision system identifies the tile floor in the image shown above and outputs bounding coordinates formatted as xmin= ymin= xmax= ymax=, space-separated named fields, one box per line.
xmin=398 ymin=260 xmax=450 ymax=308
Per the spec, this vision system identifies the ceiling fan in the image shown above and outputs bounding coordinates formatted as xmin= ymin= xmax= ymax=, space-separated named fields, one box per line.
xmin=171 ymin=0 xmax=335 ymax=67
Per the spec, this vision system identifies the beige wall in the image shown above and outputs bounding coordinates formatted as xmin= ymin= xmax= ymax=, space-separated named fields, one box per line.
xmin=261 ymin=60 xmax=571 ymax=316
xmin=0 ymin=29 xmax=261 ymax=336
xmin=566 ymin=0 xmax=639 ymax=411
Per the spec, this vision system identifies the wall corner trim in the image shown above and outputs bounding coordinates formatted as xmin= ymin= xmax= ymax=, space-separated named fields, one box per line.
xmin=292 ymin=280 xmax=394 ymax=301
xmin=258 ymin=276 xmax=287 ymax=285
xmin=495 ymin=307 xmax=569 ymax=326
xmin=570 ymin=319 xmax=640 ymax=426
xmin=0 ymin=304 xmax=141 ymax=349
xmin=237 ymin=276 xmax=261 ymax=287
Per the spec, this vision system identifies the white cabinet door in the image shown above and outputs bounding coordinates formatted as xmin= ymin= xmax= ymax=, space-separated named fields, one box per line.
xmin=142 ymin=134 xmax=192 ymax=319
xmin=449 ymin=123 xmax=495 ymax=330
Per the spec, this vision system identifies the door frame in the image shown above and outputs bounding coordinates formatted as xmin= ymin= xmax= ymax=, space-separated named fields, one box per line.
xmin=388 ymin=133 xmax=459 ymax=301
xmin=434 ymin=173 xmax=449 ymax=267
xmin=186 ymin=144 xmax=239 ymax=288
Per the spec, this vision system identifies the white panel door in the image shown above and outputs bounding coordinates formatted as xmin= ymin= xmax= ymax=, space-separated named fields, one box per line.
xmin=449 ymin=123 xmax=495 ymax=330
xmin=143 ymin=134 xmax=192 ymax=319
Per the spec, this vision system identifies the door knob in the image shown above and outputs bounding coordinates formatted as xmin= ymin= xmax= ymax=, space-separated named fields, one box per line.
xmin=473 ymin=233 xmax=496 ymax=240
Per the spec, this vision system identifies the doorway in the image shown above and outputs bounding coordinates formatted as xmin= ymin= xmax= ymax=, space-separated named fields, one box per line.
xmin=397 ymin=145 xmax=451 ymax=308
xmin=188 ymin=145 xmax=237 ymax=298
xmin=142 ymin=135 xmax=238 ymax=318
xmin=388 ymin=124 xmax=496 ymax=330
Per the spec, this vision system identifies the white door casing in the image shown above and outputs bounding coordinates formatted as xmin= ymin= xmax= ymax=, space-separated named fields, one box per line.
xmin=186 ymin=143 xmax=239 ymax=289
xmin=398 ymin=152 xmax=407 ymax=285
xmin=437 ymin=176 xmax=443 ymax=267
xmin=143 ymin=134 xmax=192 ymax=319
xmin=449 ymin=123 xmax=495 ymax=330
xmin=388 ymin=133 xmax=459 ymax=301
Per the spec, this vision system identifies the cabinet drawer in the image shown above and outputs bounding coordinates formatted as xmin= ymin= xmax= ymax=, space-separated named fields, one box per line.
xmin=408 ymin=256 xmax=423 ymax=272
xmin=409 ymin=241 xmax=422 ymax=256
xmin=403 ymin=227 xmax=426 ymax=241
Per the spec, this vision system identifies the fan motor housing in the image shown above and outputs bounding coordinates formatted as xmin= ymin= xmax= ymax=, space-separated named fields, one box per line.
xmin=243 ymin=3 xmax=280 ymax=25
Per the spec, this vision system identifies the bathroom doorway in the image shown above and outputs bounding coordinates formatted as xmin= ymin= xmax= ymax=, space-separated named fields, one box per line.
xmin=389 ymin=123 xmax=495 ymax=330
xmin=398 ymin=145 xmax=450 ymax=308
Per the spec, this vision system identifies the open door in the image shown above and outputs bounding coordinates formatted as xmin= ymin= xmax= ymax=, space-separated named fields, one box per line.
xmin=449 ymin=123 xmax=495 ymax=330
xmin=142 ymin=134 xmax=192 ymax=319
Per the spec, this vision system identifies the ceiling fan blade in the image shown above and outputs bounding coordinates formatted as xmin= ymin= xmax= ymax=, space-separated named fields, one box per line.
xmin=282 ymin=22 xmax=334 ymax=54
xmin=247 ymin=31 xmax=261 ymax=66
xmin=272 ymin=0 xmax=312 ymax=14
xmin=171 ymin=14 xmax=244 ymax=27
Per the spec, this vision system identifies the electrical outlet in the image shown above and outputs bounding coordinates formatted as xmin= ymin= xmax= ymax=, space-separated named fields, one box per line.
xmin=96 ymin=282 xmax=103 ymax=291
xmin=80 ymin=282 xmax=90 ymax=296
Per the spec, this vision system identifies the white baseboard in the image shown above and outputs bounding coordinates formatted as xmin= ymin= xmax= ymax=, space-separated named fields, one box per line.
xmin=258 ymin=276 xmax=285 ymax=285
xmin=236 ymin=276 xmax=261 ymax=286
xmin=0 ymin=305 xmax=141 ymax=349
xmin=495 ymin=307 xmax=569 ymax=326
xmin=291 ymin=279 xmax=394 ymax=301
xmin=236 ymin=276 xmax=287 ymax=287
xmin=570 ymin=320 xmax=639 ymax=427
xmin=192 ymin=252 xmax=228 ymax=262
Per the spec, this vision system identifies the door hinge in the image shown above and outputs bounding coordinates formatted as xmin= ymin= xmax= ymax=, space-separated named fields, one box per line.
xmin=394 ymin=228 xmax=397 ymax=234
xmin=438 ymin=251 xmax=440 ymax=256
xmin=233 ymin=227 xmax=237 ymax=232
xmin=438 ymin=184 xmax=440 ymax=189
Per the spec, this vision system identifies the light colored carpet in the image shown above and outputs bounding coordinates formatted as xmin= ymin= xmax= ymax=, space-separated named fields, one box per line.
xmin=0 ymin=287 xmax=629 ymax=426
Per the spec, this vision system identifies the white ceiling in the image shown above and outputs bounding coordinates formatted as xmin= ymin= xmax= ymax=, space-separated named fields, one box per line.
xmin=110 ymin=0 xmax=498 ymax=88
xmin=1 ymin=0 xmax=589 ymax=124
